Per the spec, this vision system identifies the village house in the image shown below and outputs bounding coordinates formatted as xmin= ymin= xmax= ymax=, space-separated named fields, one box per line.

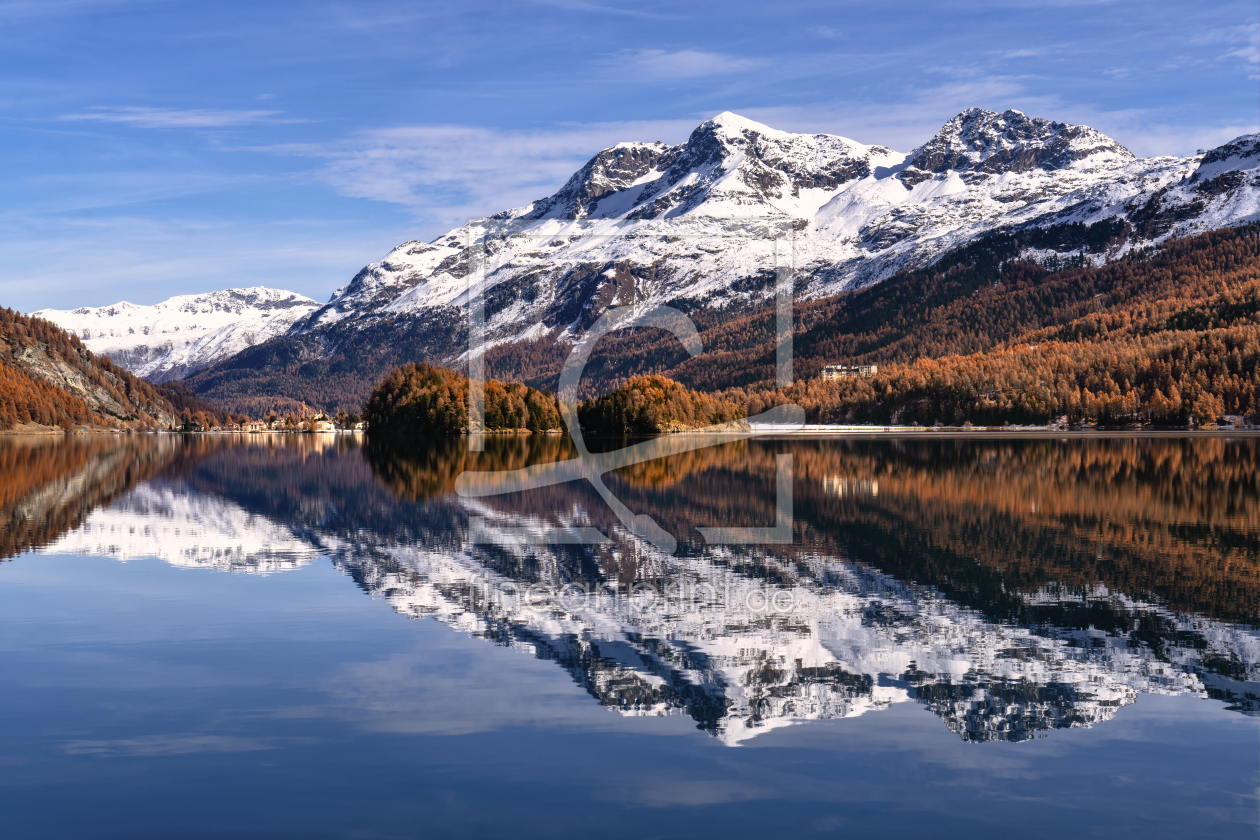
xmin=822 ymin=363 xmax=879 ymax=381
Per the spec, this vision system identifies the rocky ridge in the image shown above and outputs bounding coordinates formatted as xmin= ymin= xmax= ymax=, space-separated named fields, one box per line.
xmin=0 ymin=307 xmax=184 ymax=429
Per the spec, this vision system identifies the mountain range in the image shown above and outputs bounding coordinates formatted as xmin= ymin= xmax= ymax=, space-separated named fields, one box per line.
xmin=31 ymin=108 xmax=1260 ymax=413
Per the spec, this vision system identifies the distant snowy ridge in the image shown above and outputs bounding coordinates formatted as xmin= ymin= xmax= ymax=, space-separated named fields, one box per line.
xmin=34 ymin=287 xmax=318 ymax=383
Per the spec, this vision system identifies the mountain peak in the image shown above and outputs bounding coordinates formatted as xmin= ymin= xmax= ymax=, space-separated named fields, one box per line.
xmin=1193 ymin=133 xmax=1260 ymax=181
xmin=909 ymin=108 xmax=1134 ymax=174
xmin=706 ymin=111 xmax=778 ymax=135
xmin=528 ymin=139 xmax=677 ymax=220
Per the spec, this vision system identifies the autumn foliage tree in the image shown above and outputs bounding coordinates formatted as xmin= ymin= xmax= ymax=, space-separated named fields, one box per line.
xmin=578 ymin=375 xmax=746 ymax=435
xmin=363 ymin=363 xmax=563 ymax=434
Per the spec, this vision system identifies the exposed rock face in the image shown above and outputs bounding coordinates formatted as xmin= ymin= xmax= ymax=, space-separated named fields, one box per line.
xmin=907 ymin=108 xmax=1134 ymax=174
xmin=529 ymin=141 xmax=674 ymax=219
xmin=520 ymin=112 xmax=904 ymax=223
xmin=0 ymin=309 xmax=181 ymax=428
xmin=1194 ymin=133 xmax=1260 ymax=176
xmin=294 ymin=240 xmax=462 ymax=333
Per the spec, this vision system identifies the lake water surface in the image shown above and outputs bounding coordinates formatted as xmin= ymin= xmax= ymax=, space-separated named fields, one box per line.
xmin=0 ymin=433 xmax=1257 ymax=839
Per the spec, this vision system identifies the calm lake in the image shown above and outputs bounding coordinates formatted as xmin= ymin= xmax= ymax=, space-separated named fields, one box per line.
xmin=0 ymin=433 xmax=1257 ymax=839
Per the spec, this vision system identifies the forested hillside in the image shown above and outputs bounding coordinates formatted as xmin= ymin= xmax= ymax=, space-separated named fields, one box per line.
xmin=182 ymin=223 xmax=1259 ymax=426
xmin=181 ymin=314 xmax=464 ymax=416
xmin=491 ymin=224 xmax=1260 ymax=426
xmin=718 ymin=226 xmax=1260 ymax=425
xmin=0 ymin=307 xmax=221 ymax=430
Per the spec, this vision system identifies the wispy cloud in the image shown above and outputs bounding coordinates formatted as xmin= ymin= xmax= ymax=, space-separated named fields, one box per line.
xmin=523 ymin=0 xmax=673 ymax=18
xmin=605 ymin=49 xmax=760 ymax=80
xmin=58 ymin=106 xmax=293 ymax=129
xmin=1225 ymin=28 xmax=1260 ymax=73
xmin=1086 ymin=117 xmax=1259 ymax=158
xmin=10 ymin=170 xmax=262 ymax=214
xmin=266 ymin=118 xmax=696 ymax=229
xmin=1189 ymin=21 xmax=1259 ymax=75
xmin=61 ymin=734 xmax=313 ymax=757
xmin=808 ymin=25 xmax=843 ymax=39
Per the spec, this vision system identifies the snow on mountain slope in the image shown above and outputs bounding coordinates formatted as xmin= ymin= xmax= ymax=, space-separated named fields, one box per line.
xmin=1192 ymin=133 xmax=1260 ymax=181
xmin=904 ymin=107 xmax=1134 ymax=175
xmin=34 ymin=288 xmax=318 ymax=383
xmin=297 ymin=239 xmax=462 ymax=332
xmin=529 ymin=111 xmax=907 ymax=221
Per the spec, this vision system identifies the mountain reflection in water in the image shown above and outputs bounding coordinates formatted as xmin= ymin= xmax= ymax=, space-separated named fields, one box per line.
xmin=4 ymin=433 xmax=1258 ymax=745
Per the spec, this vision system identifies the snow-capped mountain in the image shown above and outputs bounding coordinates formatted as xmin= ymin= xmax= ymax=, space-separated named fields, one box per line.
xmin=38 ymin=109 xmax=1260 ymax=386
xmin=294 ymin=109 xmax=1260 ymax=359
xmin=34 ymin=287 xmax=318 ymax=383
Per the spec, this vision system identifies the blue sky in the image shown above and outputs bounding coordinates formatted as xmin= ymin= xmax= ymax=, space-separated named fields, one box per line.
xmin=1 ymin=0 xmax=1256 ymax=313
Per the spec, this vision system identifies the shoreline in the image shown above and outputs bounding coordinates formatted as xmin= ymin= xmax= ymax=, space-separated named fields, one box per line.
xmin=3 ymin=425 xmax=1259 ymax=440
xmin=0 ymin=428 xmax=365 ymax=436
xmin=738 ymin=424 xmax=1260 ymax=439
